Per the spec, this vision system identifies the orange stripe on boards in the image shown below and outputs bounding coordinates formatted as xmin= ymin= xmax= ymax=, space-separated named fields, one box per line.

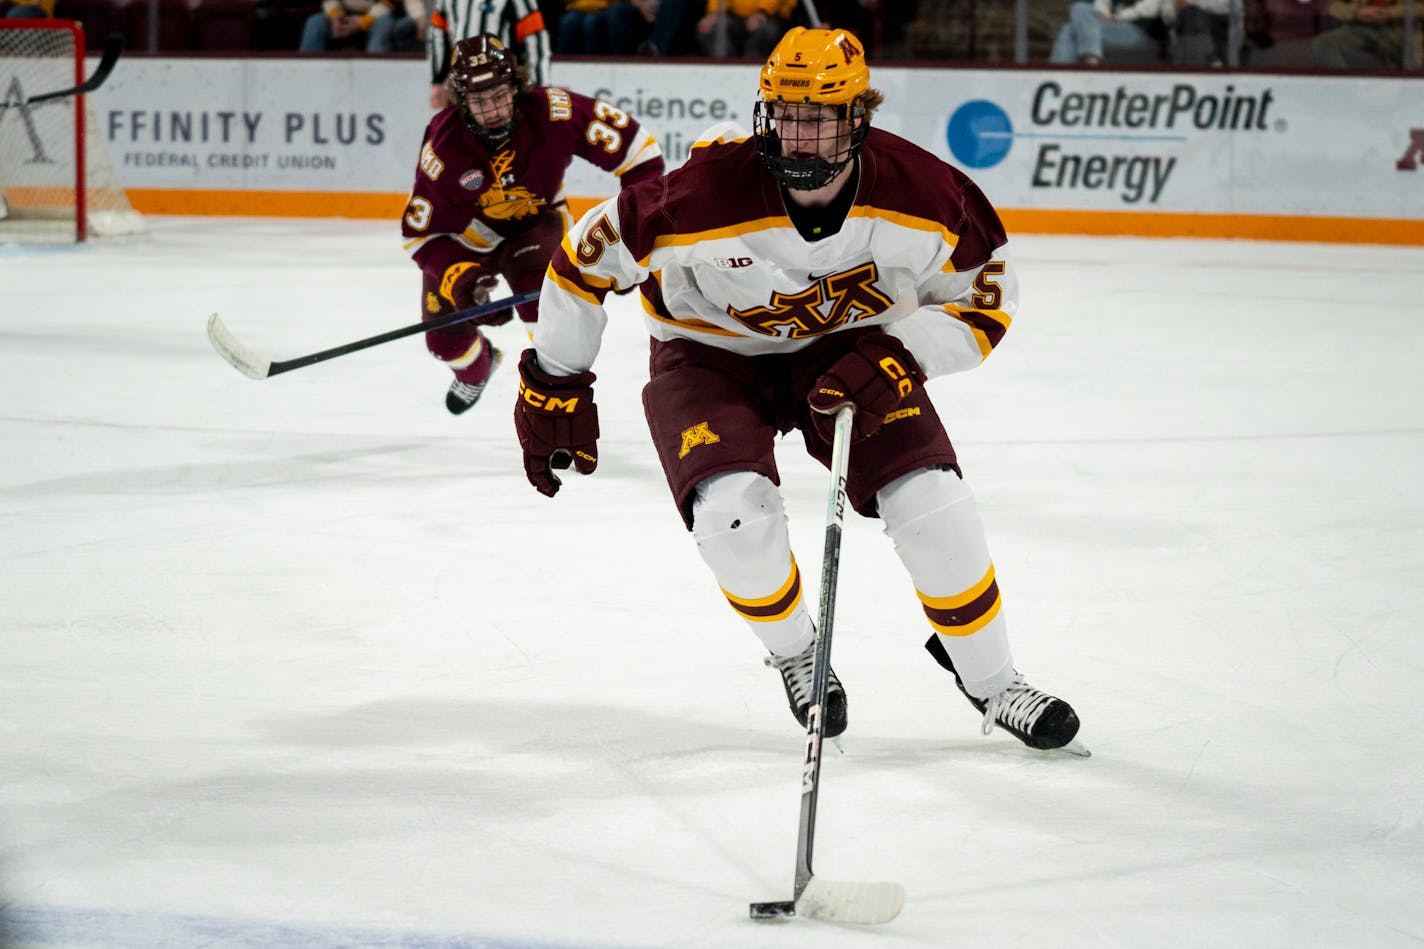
xmin=124 ymin=190 xmax=1424 ymax=246
xmin=1001 ymin=209 xmax=1424 ymax=246
xmin=567 ymin=197 xmax=599 ymax=220
xmin=126 ymin=189 xmax=409 ymax=219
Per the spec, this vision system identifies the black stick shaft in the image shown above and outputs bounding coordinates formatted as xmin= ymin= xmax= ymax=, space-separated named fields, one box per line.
xmin=793 ymin=405 xmax=854 ymax=900
xmin=265 ymin=289 xmax=540 ymax=377
xmin=15 ymin=33 xmax=124 ymax=107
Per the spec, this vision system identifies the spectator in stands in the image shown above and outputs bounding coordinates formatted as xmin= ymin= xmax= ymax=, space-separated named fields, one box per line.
xmin=1173 ymin=0 xmax=1233 ymax=64
xmin=1311 ymin=0 xmax=1408 ymax=67
xmin=557 ymin=0 xmax=656 ymax=53
xmin=3 ymin=0 xmax=54 ymax=17
xmin=698 ymin=0 xmax=797 ymax=58
xmin=428 ymin=0 xmax=552 ymax=109
xmin=395 ymin=0 xmax=427 ymax=52
xmin=1049 ymin=0 xmax=1173 ymax=64
xmin=636 ymin=0 xmax=703 ymax=53
xmin=300 ymin=0 xmax=409 ymax=51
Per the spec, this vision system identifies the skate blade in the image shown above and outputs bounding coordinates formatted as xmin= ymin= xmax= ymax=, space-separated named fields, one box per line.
xmin=1053 ymin=738 xmax=1092 ymax=758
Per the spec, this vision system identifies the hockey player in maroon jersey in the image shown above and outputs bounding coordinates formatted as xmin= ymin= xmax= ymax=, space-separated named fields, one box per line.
xmin=401 ymin=33 xmax=664 ymax=414
xmin=513 ymin=27 xmax=1086 ymax=754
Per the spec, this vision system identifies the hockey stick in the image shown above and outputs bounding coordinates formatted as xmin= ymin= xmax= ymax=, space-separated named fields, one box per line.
xmin=0 ymin=33 xmax=125 ymax=110
xmin=749 ymin=406 xmax=906 ymax=926
xmin=206 ymin=289 xmax=539 ymax=380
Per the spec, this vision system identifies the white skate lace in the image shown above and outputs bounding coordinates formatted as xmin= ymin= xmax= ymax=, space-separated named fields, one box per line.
xmin=765 ymin=647 xmax=816 ymax=706
xmin=980 ymin=675 xmax=1053 ymax=736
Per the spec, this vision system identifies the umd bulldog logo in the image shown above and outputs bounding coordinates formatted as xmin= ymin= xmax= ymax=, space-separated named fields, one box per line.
xmin=478 ymin=150 xmax=546 ymax=220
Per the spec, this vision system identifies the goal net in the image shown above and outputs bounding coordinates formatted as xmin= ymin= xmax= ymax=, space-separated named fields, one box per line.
xmin=0 ymin=20 xmax=143 ymax=243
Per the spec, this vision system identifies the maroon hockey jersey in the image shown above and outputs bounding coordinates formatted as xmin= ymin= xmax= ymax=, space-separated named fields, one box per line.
xmin=402 ymin=85 xmax=665 ymax=279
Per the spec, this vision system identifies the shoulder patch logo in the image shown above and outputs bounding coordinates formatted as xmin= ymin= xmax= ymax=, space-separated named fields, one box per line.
xmin=460 ymin=169 xmax=484 ymax=190
xmin=714 ymin=256 xmax=754 ymax=270
xmin=677 ymin=422 xmax=721 ymax=459
xmin=419 ymin=142 xmax=445 ymax=181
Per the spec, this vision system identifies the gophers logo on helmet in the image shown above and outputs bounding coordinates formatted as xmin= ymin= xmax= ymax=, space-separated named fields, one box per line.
xmin=758 ymin=27 xmax=869 ymax=106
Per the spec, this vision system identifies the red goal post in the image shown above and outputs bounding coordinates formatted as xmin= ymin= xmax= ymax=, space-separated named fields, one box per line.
xmin=0 ymin=19 xmax=142 ymax=243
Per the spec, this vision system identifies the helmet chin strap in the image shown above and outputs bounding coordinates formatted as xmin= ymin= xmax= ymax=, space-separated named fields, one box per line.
xmin=459 ymin=93 xmax=519 ymax=148
xmin=776 ymin=149 xmax=852 ymax=191
xmin=471 ymin=122 xmax=513 ymax=148
xmin=753 ymin=99 xmax=868 ymax=191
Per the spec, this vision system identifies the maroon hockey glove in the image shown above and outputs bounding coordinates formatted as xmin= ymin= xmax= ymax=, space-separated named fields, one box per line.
xmin=807 ymin=332 xmax=925 ymax=442
xmin=514 ymin=349 xmax=600 ymax=497
xmin=444 ymin=263 xmax=512 ymax=325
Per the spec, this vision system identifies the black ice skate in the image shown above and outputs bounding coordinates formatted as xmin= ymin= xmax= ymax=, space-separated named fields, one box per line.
xmin=924 ymin=634 xmax=1088 ymax=756
xmin=766 ymin=640 xmax=847 ymax=738
xmin=445 ymin=346 xmax=503 ymax=415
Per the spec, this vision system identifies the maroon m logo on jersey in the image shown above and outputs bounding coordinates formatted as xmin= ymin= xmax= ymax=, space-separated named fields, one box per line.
xmin=726 ymin=263 xmax=894 ymax=339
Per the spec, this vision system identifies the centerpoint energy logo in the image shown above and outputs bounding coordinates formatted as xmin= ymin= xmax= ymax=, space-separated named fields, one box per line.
xmin=946 ymin=81 xmax=1281 ymax=205
xmin=946 ymin=100 xmax=1015 ymax=169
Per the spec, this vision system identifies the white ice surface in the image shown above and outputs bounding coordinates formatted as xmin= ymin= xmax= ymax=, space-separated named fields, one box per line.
xmin=2 ymin=218 xmax=1422 ymax=948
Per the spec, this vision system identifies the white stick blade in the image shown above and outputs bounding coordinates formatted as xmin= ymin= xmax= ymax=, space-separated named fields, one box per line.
xmin=795 ymin=876 xmax=905 ymax=925
xmin=206 ymin=313 xmax=272 ymax=379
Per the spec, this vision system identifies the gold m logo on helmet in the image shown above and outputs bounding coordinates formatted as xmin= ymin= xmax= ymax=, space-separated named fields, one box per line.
xmin=727 ymin=262 xmax=893 ymax=339
xmin=677 ymin=422 xmax=720 ymax=458
xmin=835 ymin=34 xmax=862 ymax=64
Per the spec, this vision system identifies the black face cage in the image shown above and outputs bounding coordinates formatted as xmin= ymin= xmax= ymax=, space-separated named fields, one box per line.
xmin=456 ymin=82 xmax=521 ymax=148
xmin=753 ymin=98 xmax=869 ymax=191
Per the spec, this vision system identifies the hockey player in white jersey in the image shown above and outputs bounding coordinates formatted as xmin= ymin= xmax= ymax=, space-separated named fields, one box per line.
xmin=513 ymin=26 xmax=1085 ymax=753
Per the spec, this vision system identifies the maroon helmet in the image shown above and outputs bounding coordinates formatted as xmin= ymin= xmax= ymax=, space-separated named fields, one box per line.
xmin=447 ymin=34 xmax=524 ymax=146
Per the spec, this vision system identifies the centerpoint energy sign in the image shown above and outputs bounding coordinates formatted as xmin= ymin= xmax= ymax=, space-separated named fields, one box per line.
xmin=84 ymin=57 xmax=1424 ymax=243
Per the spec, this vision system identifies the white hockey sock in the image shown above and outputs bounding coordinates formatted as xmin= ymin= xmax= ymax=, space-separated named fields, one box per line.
xmin=878 ymin=467 xmax=1014 ymax=698
xmin=691 ymin=471 xmax=814 ymax=657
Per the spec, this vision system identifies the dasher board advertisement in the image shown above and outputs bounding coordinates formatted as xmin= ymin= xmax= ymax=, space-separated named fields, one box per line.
xmin=49 ymin=56 xmax=1424 ymax=241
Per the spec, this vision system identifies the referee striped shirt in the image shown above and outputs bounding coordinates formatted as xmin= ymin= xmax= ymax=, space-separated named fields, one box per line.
xmin=428 ymin=0 xmax=552 ymax=87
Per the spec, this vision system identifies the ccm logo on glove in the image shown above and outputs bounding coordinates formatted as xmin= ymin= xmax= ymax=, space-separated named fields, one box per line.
xmin=514 ymin=349 xmax=600 ymax=497
xmin=807 ymin=333 xmax=925 ymax=443
xmin=878 ymin=356 xmax=915 ymax=397
xmin=518 ymin=381 xmax=585 ymax=414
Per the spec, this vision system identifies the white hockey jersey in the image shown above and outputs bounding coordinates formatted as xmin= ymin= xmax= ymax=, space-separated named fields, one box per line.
xmin=534 ymin=123 xmax=1019 ymax=381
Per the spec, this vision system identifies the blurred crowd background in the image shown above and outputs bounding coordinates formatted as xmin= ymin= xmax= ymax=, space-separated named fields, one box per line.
xmin=2 ymin=0 xmax=1418 ymax=72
